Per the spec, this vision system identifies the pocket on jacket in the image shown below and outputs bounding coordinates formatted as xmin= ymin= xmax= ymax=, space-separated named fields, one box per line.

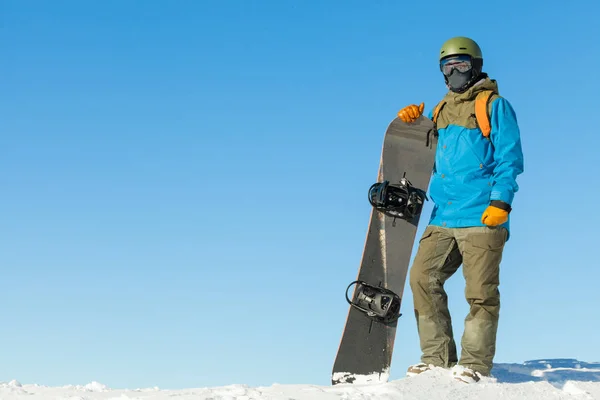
xmin=459 ymin=134 xmax=484 ymax=167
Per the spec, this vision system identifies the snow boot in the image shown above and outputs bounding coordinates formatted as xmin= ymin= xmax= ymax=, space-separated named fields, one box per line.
xmin=451 ymin=365 xmax=482 ymax=383
xmin=406 ymin=363 xmax=435 ymax=376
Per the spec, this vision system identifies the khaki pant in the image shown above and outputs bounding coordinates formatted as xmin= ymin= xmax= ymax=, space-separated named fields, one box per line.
xmin=409 ymin=225 xmax=508 ymax=376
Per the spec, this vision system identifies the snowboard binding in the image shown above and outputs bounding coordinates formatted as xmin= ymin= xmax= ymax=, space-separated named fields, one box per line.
xmin=368 ymin=175 xmax=427 ymax=221
xmin=345 ymin=281 xmax=401 ymax=324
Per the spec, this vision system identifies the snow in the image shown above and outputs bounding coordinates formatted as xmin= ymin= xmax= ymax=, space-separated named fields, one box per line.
xmin=331 ymin=368 xmax=390 ymax=385
xmin=1 ymin=359 xmax=599 ymax=399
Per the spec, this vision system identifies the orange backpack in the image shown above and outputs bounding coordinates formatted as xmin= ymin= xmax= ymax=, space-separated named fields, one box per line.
xmin=432 ymin=90 xmax=496 ymax=138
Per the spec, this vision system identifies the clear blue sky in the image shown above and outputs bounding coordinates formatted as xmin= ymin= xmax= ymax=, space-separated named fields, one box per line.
xmin=2 ymin=0 xmax=599 ymax=390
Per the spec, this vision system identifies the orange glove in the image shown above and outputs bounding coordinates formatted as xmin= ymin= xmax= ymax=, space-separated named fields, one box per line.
xmin=481 ymin=203 xmax=511 ymax=226
xmin=397 ymin=103 xmax=424 ymax=123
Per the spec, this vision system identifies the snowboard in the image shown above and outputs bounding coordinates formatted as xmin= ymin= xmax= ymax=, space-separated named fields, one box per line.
xmin=332 ymin=115 xmax=437 ymax=385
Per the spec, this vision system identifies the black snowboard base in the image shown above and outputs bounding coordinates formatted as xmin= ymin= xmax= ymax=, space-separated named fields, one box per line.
xmin=332 ymin=116 xmax=437 ymax=385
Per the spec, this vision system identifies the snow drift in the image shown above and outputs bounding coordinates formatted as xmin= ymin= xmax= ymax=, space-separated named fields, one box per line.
xmin=1 ymin=359 xmax=599 ymax=399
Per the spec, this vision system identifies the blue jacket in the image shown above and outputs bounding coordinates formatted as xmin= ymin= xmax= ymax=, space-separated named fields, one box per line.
xmin=426 ymin=77 xmax=524 ymax=234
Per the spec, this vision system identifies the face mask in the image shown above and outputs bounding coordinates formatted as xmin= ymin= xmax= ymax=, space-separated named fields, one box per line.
xmin=446 ymin=69 xmax=472 ymax=92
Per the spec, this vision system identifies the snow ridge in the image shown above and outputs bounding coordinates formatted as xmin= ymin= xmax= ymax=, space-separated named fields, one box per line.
xmin=0 ymin=359 xmax=598 ymax=400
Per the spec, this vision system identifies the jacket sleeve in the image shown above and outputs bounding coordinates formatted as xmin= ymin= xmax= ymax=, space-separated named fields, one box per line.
xmin=489 ymin=97 xmax=525 ymax=205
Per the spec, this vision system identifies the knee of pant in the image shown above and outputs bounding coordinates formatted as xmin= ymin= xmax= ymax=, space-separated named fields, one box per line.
xmin=409 ymin=264 xmax=428 ymax=290
xmin=465 ymin=283 xmax=500 ymax=306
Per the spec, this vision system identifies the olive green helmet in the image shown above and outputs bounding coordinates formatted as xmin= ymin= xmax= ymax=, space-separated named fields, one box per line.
xmin=439 ymin=36 xmax=483 ymax=61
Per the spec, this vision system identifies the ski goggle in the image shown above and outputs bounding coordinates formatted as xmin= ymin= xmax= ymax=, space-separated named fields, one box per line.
xmin=440 ymin=55 xmax=473 ymax=76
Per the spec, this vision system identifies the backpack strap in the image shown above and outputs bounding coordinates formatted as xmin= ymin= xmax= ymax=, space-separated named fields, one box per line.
xmin=432 ymin=99 xmax=447 ymax=126
xmin=475 ymin=90 xmax=495 ymax=138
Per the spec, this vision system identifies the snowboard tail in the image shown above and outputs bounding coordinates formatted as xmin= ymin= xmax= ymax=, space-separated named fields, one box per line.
xmin=332 ymin=116 xmax=437 ymax=385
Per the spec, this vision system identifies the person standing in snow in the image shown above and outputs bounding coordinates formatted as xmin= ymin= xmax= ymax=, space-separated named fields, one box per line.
xmin=396 ymin=36 xmax=524 ymax=383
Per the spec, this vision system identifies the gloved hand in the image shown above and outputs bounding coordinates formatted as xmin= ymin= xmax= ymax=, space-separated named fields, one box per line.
xmin=481 ymin=201 xmax=512 ymax=226
xmin=397 ymin=103 xmax=424 ymax=123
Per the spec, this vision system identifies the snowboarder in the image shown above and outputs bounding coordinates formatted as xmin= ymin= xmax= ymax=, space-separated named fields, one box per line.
xmin=396 ymin=36 xmax=524 ymax=383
